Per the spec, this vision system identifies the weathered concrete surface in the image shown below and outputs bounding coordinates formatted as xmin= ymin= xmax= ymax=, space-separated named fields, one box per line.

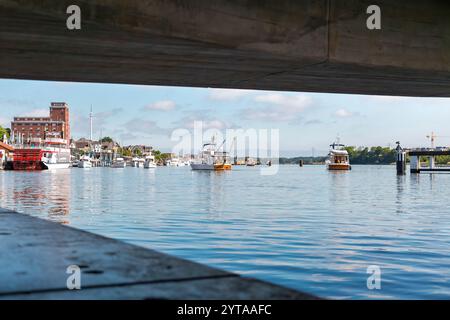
xmin=0 ymin=0 xmax=449 ymax=96
xmin=0 ymin=208 xmax=317 ymax=299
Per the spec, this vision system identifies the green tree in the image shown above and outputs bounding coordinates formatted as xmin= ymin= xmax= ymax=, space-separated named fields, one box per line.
xmin=152 ymin=150 xmax=170 ymax=164
xmin=0 ymin=126 xmax=10 ymax=140
xmin=436 ymin=155 xmax=450 ymax=165
xmin=100 ymin=136 xmax=113 ymax=143
xmin=119 ymin=147 xmax=132 ymax=157
xmin=344 ymin=146 xmax=396 ymax=164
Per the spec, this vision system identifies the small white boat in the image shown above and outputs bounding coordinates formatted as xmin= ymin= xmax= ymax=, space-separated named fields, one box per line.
xmin=78 ymin=155 xmax=93 ymax=168
xmin=111 ymin=157 xmax=126 ymax=168
xmin=144 ymin=155 xmax=157 ymax=169
xmin=167 ymin=158 xmax=186 ymax=167
xmin=131 ymin=157 xmax=145 ymax=168
xmin=177 ymin=161 xmax=187 ymax=167
xmin=44 ymin=161 xmax=72 ymax=170
xmin=246 ymin=158 xmax=256 ymax=166
xmin=42 ymin=154 xmax=71 ymax=170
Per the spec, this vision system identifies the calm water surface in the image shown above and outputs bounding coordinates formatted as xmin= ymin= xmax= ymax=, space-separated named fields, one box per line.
xmin=1 ymin=165 xmax=450 ymax=299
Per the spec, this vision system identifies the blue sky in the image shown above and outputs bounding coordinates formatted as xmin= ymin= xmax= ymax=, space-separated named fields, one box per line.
xmin=1 ymin=79 xmax=450 ymax=157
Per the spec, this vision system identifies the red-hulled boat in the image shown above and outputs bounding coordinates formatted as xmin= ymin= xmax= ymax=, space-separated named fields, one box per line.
xmin=11 ymin=138 xmax=71 ymax=171
xmin=12 ymin=149 xmax=46 ymax=170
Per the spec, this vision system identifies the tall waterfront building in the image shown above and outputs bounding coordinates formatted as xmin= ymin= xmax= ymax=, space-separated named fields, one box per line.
xmin=11 ymin=102 xmax=70 ymax=145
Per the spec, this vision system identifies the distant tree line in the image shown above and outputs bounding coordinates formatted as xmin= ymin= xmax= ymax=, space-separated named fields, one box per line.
xmin=279 ymin=146 xmax=450 ymax=165
xmin=279 ymin=156 xmax=327 ymax=165
xmin=345 ymin=147 xmax=450 ymax=165
xmin=280 ymin=146 xmax=398 ymax=165
xmin=344 ymin=146 xmax=396 ymax=164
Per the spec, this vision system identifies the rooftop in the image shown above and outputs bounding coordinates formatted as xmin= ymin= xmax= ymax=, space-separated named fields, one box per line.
xmin=0 ymin=141 xmax=14 ymax=152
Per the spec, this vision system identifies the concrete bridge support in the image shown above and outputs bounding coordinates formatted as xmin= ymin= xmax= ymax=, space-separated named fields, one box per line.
xmin=1 ymin=0 xmax=450 ymax=96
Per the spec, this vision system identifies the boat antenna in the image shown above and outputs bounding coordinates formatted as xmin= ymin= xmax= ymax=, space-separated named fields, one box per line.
xmin=216 ymin=139 xmax=226 ymax=152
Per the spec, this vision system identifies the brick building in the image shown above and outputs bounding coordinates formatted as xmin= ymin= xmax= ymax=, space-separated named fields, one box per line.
xmin=11 ymin=102 xmax=70 ymax=145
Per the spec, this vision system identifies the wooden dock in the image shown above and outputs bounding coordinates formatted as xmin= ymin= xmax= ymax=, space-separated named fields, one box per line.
xmin=0 ymin=208 xmax=317 ymax=300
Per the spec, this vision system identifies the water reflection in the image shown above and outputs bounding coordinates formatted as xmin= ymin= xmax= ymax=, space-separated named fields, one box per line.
xmin=1 ymin=165 xmax=450 ymax=299
xmin=191 ymin=171 xmax=228 ymax=216
xmin=395 ymin=174 xmax=406 ymax=214
xmin=0 ymin=170 xmax=71 ymax=223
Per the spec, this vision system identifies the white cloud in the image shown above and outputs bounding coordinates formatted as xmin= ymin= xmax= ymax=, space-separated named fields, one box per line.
xmin=144 ymin=100 xmax=176 ymax=111
xmin=124 ymin=118 xmax=169 ymax=136
xmin=72 ymin=108 xmax=123 ymax=138
xmin=334 ymin=108 xmax=354 ymax=118
xmin=171 ymin=108 xmax=236 ymax=131
xmin=304 ymin=119 xmax=322 ymax=125
xmin=367 ymin=95 xmax=450 ymax=108
xmin=254 ymin=94 xmax=311 ymax=110
xmin=0 ymin=117 xmax=10 ymax=127
xmin=241 ymin=94 xmax=313 ymax=122
xmin=176 ymin=116 xmax=232 ymax=130
xmin=208 ymin=88 xmax=253 ymax=101
xmin=22 ymin=108 xmax=49 ymax=117
xmin=194 ymin=119 xmax=229 ymax=130
xmin=95 ymin=108 xmax=123 ymax=118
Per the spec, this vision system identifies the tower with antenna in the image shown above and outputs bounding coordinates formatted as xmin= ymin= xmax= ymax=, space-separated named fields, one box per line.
xmin=89 ymin=105 xmax=93 ymax=141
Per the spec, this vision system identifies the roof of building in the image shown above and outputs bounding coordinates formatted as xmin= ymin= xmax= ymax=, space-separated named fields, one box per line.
xmin=12 ymin=120 xmax=64 ymax=124
xmin=0 ymin=141 xmax=14 ymax=152
xmin=50 ymin=102 xmax=68 ymax=108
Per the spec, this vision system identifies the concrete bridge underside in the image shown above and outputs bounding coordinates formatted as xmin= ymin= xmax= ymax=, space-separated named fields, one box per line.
xmin=1 ymin=0 xmax=450 ymax=97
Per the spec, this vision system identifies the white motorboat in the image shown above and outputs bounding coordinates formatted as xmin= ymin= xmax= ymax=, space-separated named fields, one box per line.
xmin=131 ymin=157 xmax=145 ymax=168
xmin=246 ymin=158 xmax=256 ymax=166
xmin=190 ymin=138 xmax=232 ymax=171
xmin=41 ymin=138 xmax=71 ymax=170
xmin=326 ymin=140 xmax=351 ymax=171
xmin=111 ymin=157 xmax=126 ymax=168
xmin=176 ymin=160 xmax=187 ymax=167
xmin=167 ymin=158 xmax=186 ymax=167
xmin=78 ymin=155 xmax=93 ymax=168
xmin=144 ymin=155 xmax=157 ymax=169
xmin=43 ymin=161 xmax=72 ymax=170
